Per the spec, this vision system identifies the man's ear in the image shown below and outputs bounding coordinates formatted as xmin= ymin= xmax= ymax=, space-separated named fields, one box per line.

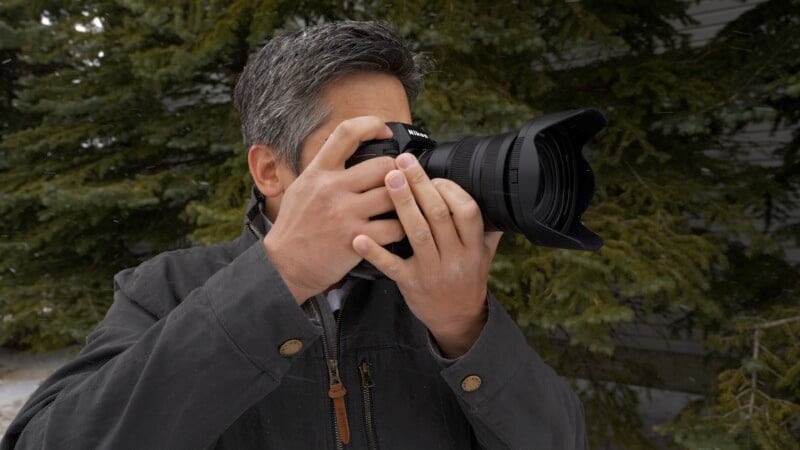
xmin=248 ymin=144 xmax=286 ymax=198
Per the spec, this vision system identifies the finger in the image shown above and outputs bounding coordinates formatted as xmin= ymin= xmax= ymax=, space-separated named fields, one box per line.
xmin=431 ymin=179 xmax=484 ymax=248
xmin=484 ymin=232 xmax=503 ymax=259
xmin=353 ymin=186 xmax=394 ymax=219
xmin=396 ymin=154 xmax=461 ymax=252
xmin=310 ymin=117 xmax=392 ymax=170
xmin=343 ymin=156 xmax=397 ymax=192
xmin=385 ymin=170 xmax=440 ymax=263
xmin=353 ymin=234 xmax=408 ymax=280
xmin=358 ymin=219 xmax=405 ymax=246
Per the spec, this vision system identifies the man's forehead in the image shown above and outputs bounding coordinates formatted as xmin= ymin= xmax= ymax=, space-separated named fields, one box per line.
xmin=321 ymin=72 xmax=412 ymax=124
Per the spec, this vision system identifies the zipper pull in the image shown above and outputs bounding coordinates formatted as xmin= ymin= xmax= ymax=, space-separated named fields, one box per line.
xmin=359 ymin=361 xmax=374 ymax=388
xmin=327 ymin=359 xmax=350 ymax=444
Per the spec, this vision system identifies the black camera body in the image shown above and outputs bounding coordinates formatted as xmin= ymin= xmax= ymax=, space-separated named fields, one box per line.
xmin=345 ymin=108 xmax=607 ymax=279
xmin=346 ymin=122 xmax=437 ymax=167
xmin=345 ymin=123 xmax=435 ymax=277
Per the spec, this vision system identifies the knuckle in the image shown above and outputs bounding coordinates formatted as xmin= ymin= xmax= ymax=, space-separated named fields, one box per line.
xmin=335 ymin=121 xmax=356 ymax=139
xmin=429 ymin=204 xmax=451 ymax=223
xmin=398 ymin=195 xmax=417 ymax=210
xmin=313 ymin=177 xmax=335 ymax=197
xmin=407 ymin=168 xmax=428 ymax=184
xmin=372 ymin=220 xmax=404 ymax=244
xmin=460 ymin=201 xmax=481 ymax=219
xmin=308 ymin=181 xmax=325 ymax=200
xmin=373 ymin=187 xmax=390 ymax=203
xmin=433 ymin=179 xmax=453 ymax=190
xmin=365 ymin=157 xmax=395 ymax=176
xmin=411 ymin=227 xmax=432 ymax=245
xmin=329 ymin=205 xmax=347 ymax=223
xmin=314 ymin=180 xmax=345 ymax=209
xmin=385 ymin=262 xmax=402 ymax=277
xmin=379 ymin=156 xmax=396 ymax=173
xmin=444 ymin=180 xmax=462 ymax=192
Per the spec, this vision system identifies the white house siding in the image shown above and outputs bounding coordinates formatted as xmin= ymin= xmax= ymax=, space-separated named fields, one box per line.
xmin=683 ymin=0 xmax=800 ymax=262
xmin=681 ymin=0 xmax=771 ymax=47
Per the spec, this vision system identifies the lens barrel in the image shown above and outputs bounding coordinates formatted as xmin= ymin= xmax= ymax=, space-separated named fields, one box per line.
xmin=419 ymin=108 xmax=605 ymax=250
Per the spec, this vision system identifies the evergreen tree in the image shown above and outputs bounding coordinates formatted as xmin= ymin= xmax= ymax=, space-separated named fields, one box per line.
xmin=1 ymin=1 xmax=798 ymax=447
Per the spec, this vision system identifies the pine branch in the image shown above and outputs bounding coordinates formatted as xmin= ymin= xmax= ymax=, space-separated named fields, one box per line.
xmin=752 ymin=315 xmax=800 ymax=330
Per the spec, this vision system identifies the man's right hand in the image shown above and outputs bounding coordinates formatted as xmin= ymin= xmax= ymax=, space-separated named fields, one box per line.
xmin=262 ymin=116 xmax=404 ymax=304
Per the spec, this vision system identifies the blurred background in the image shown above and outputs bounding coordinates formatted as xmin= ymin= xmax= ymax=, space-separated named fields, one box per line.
xmin=1 ymin=0 xmax=799 ymax=448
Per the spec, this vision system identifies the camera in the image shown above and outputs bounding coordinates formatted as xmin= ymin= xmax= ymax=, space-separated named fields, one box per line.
xmin=345 ymin=108 xmax=607 ymax=279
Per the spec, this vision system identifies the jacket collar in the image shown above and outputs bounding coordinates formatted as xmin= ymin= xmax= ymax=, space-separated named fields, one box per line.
xmin=244 ymin=185 xmax=272 ymax=240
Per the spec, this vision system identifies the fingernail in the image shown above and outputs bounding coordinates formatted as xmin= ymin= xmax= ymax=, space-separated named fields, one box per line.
xmin=397 ymin=153 xmax=415 ymax=169
xmin=387 ymin=171 xmax=405 ymax=189
xmin=431 ymin=178 xmax=444 ymax=186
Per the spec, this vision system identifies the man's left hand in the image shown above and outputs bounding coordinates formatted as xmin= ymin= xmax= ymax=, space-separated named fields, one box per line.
xmin=353 ymin=153 xmax=503 ymax=358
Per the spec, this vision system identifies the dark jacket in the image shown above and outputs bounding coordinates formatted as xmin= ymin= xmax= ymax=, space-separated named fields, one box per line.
xmin=1 ymin=193 xmax=588 ymax=450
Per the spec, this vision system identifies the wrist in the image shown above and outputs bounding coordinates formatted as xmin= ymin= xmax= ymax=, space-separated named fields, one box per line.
xmin=262 ymin=236 xmax=316 ymax=304
xmin=429 ymin=306 xmax=488 ymax=358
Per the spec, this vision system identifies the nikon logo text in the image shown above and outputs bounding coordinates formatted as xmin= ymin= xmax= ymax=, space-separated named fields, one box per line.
xmin=408 ymin=129 xmax=429 ymax=139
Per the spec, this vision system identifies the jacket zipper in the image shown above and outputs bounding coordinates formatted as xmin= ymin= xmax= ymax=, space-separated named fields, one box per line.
xmin=248 ymin=203 xmax=352 ymax=447
xmin=312 ymin=295 xmax=350 ymax=449
xmin=359 ymin=360 xmax=379 ymax=450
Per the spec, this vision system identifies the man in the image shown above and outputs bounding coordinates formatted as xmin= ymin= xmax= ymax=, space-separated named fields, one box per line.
xmin=1 ymin=21 xmax=588 ymax=449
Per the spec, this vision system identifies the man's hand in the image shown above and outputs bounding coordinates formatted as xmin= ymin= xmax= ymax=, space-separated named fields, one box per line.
xmin=263 ymin=116 xmax=404 ymax=304
xmin=352 ymin=153 xmax=503 ymax=358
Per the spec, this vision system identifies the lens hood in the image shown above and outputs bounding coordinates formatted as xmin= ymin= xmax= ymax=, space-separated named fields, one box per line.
xmin=512 ymin=108 xmax=605 ymax=250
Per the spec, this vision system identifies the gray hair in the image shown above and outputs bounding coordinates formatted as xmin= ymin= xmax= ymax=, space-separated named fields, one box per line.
xmin=234 ymin=20 xmax=432 ymax=173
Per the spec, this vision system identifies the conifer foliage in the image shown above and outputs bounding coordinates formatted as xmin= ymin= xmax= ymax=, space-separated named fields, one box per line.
xmin=1 ymin=0 xmax=798 ymax=447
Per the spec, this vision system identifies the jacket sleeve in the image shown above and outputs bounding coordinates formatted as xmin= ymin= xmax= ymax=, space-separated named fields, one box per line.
xmin=0 ymin=241 xmax=321 ymax=450
xmin=430 ymin=293 xmax=589 ymax=450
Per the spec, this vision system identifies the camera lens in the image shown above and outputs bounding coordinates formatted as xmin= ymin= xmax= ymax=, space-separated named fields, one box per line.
xmin=420 ymin=132 xmax=519 ymax=232
xmin=418 ymin=108 xmax=605 ymax=250
xmin=346 ymin=109 xmax=605 ymax=279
